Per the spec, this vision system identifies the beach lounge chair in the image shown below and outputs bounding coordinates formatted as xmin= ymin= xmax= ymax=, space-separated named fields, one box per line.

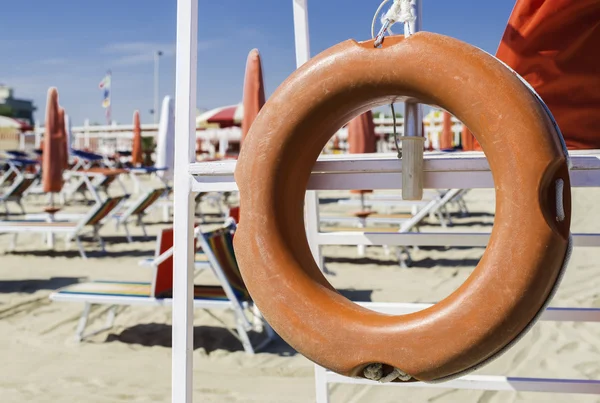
xmin=321 ymin=189 xmax=467 ymax=266
xmin=113 ymin=187 xmax=166 ymax=242
xmin=0 ymin=157 xmax=38 ymax=188
xmin=49 ymin=223 xmax=274 ymax=354
xmin=0 ymin=195 xmax=126 ymax=258
xmin=71 ymin=149 xmax=106 ymax=170
xmin=31 ymin=187 xmax=167 ymax=242
xmin=0 ymin=174 xmax=36 ymax=215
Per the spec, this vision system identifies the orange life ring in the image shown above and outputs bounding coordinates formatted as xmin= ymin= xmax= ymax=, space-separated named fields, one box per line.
xmin=234 ymin=32 xmax=571 ymax=382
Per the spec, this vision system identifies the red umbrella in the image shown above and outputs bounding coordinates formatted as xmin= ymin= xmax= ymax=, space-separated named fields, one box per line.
xmin=461 ymin=125 xmax=477 ymax=151
xmin=464 ymin=0 xmax=600 ymax=151
xmin=440 ymin=112 xmax=453 ymax=150
xmin=348 ymin=111 xmax=377 ymax=154
xmin=241 ymin=49 xmax=266 ymax=143
xmin=196 ymin=104 xmax=243 ymax=129
xmin=348 ymin=111 xmax=377 ymax=205
xmin=131 ymin=110 xmax=143 ymax=166
xmin=42 ymin=88 xmax=65 ymax=198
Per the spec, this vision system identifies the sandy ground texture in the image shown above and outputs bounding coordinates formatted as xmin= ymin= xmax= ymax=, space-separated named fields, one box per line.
xmin=1 ymin=181 xmax=600 ymax=403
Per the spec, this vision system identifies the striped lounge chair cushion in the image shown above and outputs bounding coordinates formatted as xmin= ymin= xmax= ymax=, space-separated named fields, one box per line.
xmin=130 ymin=188 xmax=165 ymax=216
xmin=204 ymin=226 xmax=251 ymax=301
xmin=85 ymin=196 xmax=126 ymax=226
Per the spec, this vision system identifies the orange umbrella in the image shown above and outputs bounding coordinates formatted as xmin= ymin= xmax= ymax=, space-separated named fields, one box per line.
xmin=241 ymin=49 xmax=266 ymax=143
xmin=348 ymin=111 xmax=377 ymax=203
xmin=131 ymin=110 xmax=143 ymax=166
xmin=348 ymin=111 xmax=377 ymax=155
xmin=440 ymin=111 xmax=453 ymax=150
xmin=59 ymin=107 xmax=69 ymax=170
xmin=463 ymin=0 xmax=600 ymax=151
xmin=42 ymin=88 xmax=64 ymax=194
xmin=461 ymin=125 xmax=477 ymax=151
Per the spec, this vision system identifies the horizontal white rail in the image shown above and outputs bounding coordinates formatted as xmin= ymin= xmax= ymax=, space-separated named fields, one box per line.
xmin=190 ymin=151 xmax=600 ymax=192
xmin=316 ymin=232 xmax=600 ymax=247
xmin=324 ymin=372 xmax=600 ymax=394
xmin=356 ymin=302 xmax=600 ymax=322
xmin=319 ymin=302 xmax=600 ymax=395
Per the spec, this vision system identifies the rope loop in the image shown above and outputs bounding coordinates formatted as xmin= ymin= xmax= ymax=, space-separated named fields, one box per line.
xmin=372 ymin=0 xmax=415 ymax=46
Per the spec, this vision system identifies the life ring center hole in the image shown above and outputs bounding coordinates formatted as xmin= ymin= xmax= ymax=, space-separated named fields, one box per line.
xmin=316 ymin=188 xmax=494 ymax=306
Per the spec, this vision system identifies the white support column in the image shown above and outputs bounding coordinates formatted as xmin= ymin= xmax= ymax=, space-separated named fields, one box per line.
xmin=292 ymin=0 xmax=323 ymax=269
xmin=292 ymin=0 xmax=311 ymax=68
xmin=84 ymin=119 xmax=90 ymax=149
xmin=402 ymin=0 xmax=424 ymax=200
xmin=172 ymin=0 xmax=198 ymax=402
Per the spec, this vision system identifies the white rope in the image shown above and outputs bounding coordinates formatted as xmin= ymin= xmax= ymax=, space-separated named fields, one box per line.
xmin=371 ymin=0 xmax=416 ymax=42
xmin=371 ymin=0 xmax=390 ymax=39
xmin=385 ymin=0 xmax=416 ymax=27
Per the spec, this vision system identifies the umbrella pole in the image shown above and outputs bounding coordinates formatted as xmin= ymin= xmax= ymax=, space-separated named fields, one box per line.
xmin=47 ymin=192 xmax=56 ymax=248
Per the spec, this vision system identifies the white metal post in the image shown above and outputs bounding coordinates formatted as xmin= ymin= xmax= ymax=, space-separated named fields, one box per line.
xmin=292 ymin=0 xmax=323 ymax=268
xmin=154 ymin=50 xmax=163 ymax=124
xmin=292 ymin=0 xmax=311 ymax=68
xmin=84 ymin=119 xmax=90 ymax=149
xmin=402 ymin=0 xmax=424 ymax=200
xmin=172 ymin=0 xmax=198 ymax=402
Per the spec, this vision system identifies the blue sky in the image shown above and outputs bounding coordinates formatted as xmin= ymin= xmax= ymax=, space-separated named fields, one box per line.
xmin=0 ymin=1 xmax=516 ymax=125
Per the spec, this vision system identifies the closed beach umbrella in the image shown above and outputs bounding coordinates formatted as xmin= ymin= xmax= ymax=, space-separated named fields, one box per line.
xmin=440 ymin=111 xmax=453 ymax=150
xmin=241 ymin=49 xmax=266 ymax=143
xmin=131 ymin=110 xmax=143 ymax=166
xmin=348 ymin=111 xmax=377 ymax=155
xmin=348 ymin=111 xmax=377 ymax=205
xmin=156 ymin=96 xmax=175 ymax=179
xmin=42 ymin=88 xmax=64 ymax=194
xmin=461 ymin=125 xmax=478 ymax=151
xmin=59 ymin=108 xmax=68 ymax=169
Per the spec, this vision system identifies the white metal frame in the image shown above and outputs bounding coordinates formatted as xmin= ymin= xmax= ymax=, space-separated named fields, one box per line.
xmin=173 ymin=0 xmax=600 ymax=402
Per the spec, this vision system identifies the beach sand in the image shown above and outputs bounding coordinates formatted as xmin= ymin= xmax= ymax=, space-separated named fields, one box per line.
xmin=1 ymin=185 xmax=600 ymax=402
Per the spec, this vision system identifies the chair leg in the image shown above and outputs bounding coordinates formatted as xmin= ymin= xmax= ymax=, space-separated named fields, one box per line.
xmin=75 ymin=304 xmax=118 ymax=342
xmin=75 ymin=236 xmax=87 ymax=259
xmin=17 ymin=200 xmax=25 ymax=215
xmin=75 ymin=303 xmax=92 ymax=342
xmin=94 ymin=226 xmax=106 ymax=254
xmin=138 ymin=215 xmax=148 ymax=239
xmin=235 ymin=317 xmax=255 ymax=355
xmin=248 ymin=305 xmax=276 ymax=352
xmin=122 ymin=220 xmax=132 ymax=243
xmin=356 ymin=217 xmax=366 ymax=257
xmin=397 ymin=246 xmax=412 ymax=269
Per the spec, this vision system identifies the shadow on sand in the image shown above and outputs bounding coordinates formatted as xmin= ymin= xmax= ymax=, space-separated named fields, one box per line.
xmin=0 ymin=277 xmax=82 ymax=294
xmin=104 ymin=288 xmax=374 ymax=355
xmin=106 ymin=324 xmax=298 ymax=356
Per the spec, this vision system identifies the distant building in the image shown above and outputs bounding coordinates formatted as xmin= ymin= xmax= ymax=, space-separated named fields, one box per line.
xmin=0 ymin=85 xmax=36 ymax=125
